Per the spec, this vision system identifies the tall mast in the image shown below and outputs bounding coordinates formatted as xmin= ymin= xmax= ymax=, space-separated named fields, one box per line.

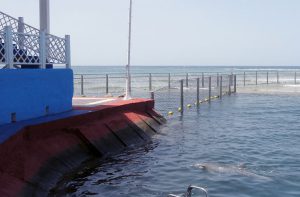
xmin=124 ymin=0 xmax=133 ymax=100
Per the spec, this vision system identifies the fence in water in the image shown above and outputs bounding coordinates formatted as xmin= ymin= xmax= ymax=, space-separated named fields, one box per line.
xmin=74 ymin=71 xmax=299 ymax=96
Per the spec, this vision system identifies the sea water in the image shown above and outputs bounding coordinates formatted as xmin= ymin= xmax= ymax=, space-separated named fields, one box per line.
xmin=52 ymin=86 xmax=300 ymax=197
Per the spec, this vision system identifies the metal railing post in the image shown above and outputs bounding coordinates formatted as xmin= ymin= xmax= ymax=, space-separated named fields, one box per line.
xmin=243 ymin=72 xmax=246 ymax=86
xmin=220 ymin=75 xmax=223 ymax=99
xmin=202 ymin=72 xmax=204 ymax=87
xmin=180 ymin=80 xmax=184 ymax=114
xmin=168 ymin=73 xmax=171 ymax=89
xmin=208 ymin=76 xmax=211 ymax=103
xmin=277 ymin=72 xmax=279 ymax=84
xmin=106 ymin=74 xmax=109 ymax=94
xmin=4 ymin=26 xmax=13 ymax=69
xmin=234 ymin=75 xmax=237 ymax=93
xmin=256 ymin=71 xmax=258 ymax=85
xmin=81 ymin=75 xmax=84 ymax=96
xmin=196 ymin=78 xmax=200 ymax=107
xmin=149 ymin=73 xmax=152 ymax=91
xmin=228 ymin=75 xmax=231 ymax=95
xmin=186 ymin=73 xmax=189 ymax=87
xmin=39 ymin=31 xmax=46 ymax=69
xmin=65 ymin=35 xmax=71 ymax=68
xmin=150 ymin=91 xmax=154 ymax=100
xmin=267 ymin=72 xmax=269 ymax=84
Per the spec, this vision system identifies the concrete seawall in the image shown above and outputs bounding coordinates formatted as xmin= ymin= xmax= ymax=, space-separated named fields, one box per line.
xmin=0 ymin=99 xmax=165 ymax=196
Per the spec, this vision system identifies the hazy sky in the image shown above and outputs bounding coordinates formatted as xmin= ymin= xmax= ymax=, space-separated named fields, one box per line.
xmin=2 ymin=0 xmax=300 ymax=66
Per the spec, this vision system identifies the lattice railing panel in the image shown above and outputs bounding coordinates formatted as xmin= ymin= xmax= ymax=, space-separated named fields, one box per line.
xmin=12 ymin=32 xmax=40 ymax=64
xmin=0 ymin=31 xmax=5 ymax=64
xmin=47 ymin=35 xmax=66 ymax=64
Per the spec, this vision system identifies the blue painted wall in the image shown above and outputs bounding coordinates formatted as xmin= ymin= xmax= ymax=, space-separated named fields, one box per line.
xmin=0 ymin=69 xmax=73 ymax=125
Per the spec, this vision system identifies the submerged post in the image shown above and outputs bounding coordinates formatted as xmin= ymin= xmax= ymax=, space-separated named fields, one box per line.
xmin=256 ymin=71 xmax=258 ymax=85
xmin=168 ymin=73 xmax=171 ymax=89
xmin=220 ymin=75 xmax=223 ymax=99
xmin=228 ymin=75 xmax=231 ymax=95
xmin=295 ymin=72 xmax=297 ymax=84
xmin=180 ymin=80 xmax=184 ymax=114
xmin=208 ymin=76 xmax=211 ymax=103
xmin=149 ymin=73 xmax=152 ymax=91
xmin=267 ymin=72 xmax=269 ymax=84
xmin=202 ymin=72 xmax=204 ymax=87
xmin=277 ymin=71 xmax=279 ymax=84
xmin=234 ymin=75 xmax=237 ymax=93
xmin=186 ymin=73 xmax=189 ymax=87
xmin=106 ymin=74 xmax=109 ymax=94
xmin=196 ymin=78 xmax=200 ymax=107
xmin=243 ymin=72 xmax=246 ymax=86
xmin=81 ymin=75 xmax=84 ymax=96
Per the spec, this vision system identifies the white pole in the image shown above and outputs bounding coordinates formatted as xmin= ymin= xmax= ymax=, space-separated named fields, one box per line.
xmin=4 ymin=26 xmax=13 ymax=69
xmin=39 ymin=0 xmax=50 ymax=34
xmin=124 ymin=0 xmax=133 ymax=100
xmin=18 ymin=17 xmax=25 ymax=50
xmin=39 ymin=31 xmax=46 ymax=69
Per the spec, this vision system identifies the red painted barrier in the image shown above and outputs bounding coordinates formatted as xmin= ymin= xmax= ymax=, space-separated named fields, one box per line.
xmin=0 ymin=99 xmax=165 ymax=196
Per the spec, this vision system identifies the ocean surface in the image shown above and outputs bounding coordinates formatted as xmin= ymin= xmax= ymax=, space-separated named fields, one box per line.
xmin=52 ymin=91 xmax=300 ymax=197
xmin=52 ymin=66 xmax=300 ymax=196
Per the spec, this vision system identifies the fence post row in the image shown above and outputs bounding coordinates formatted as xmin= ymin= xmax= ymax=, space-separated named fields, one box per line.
xmin=106 ymin=74 xmax=109 ymax=94
xmin=208 ymin=76 xmax=211 ymax=103
xmin=196 ymin=78 xmax=200 ymax=107
xmin=4 ymin=26 xmax=13 ymax=69
xmin=220 ymin=75 xmax=222 ymax=99
xmin=180 ymin=80 xmax=184 ymax=114
xmin=149 ymin=73 xmax=152 ymax=91
xmin=81 ymin=75 xmax=84 ymax=96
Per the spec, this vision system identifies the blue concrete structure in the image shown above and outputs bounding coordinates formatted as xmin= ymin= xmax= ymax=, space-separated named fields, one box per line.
xmin=0 ymin=69 xmax=73 ymax=125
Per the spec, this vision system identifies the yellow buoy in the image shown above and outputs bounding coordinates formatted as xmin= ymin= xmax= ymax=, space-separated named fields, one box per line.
xmin=187 ymin=104 xmax=192 ymax=108
xmin=168 ymin=111 xmax=174 ymax=116
xmin=178 ymin=107 xmax=182 ymax=112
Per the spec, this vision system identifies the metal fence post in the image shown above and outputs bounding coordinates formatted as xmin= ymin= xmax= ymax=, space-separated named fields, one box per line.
xmin=180 ymin=80 xmax=184 ymax=114
xmin=150 ymin=91 xmax=154 ymax=100
xmin=196 ymin=78 xmax=200 ymax=107
xmin=106 ymin=74 xmax=109 ymax=94
xmin=256 ymin=71 xmax=258 ymax=85
xmin=208 ymin=76 xmax=211 ymax=103
xmin=4 ymin=26 xmax=13 ymax=69
xmin=81 ymin=75 xmax=84 ymax=96
xmin=202 ymin=72 xmax=204 ymax=87
xmin=39 ymin=31 xmax=46 ymax=69
xmin=149 ymin=73 xmax=152 ymax=91
xmin=243 ymin=72 xmax=246 ymax=86
xmin=277 ymin=72 xmax=279 ymax=84
xmin=220 ymin=75 xmax=223 ymax=99
xmin=186 ymin=73 xmax=189 ymax=87
xmin=168 ymin=73 xmax=171 ymax=89
xmin=267 ymin=72 xmax=269 ymax=84
xmin=229 ymin=75 xmax=231 ymax=95
xmin=234 ymin=75 xmax=237 ymax=93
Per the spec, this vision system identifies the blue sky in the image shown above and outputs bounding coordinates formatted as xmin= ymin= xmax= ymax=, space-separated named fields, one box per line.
xmin=2 ymin=0 xmax=300 ymax=66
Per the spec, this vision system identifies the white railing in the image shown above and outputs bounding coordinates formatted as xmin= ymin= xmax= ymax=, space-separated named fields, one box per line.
xmin=0 ymin=11 xmax=70 ymax=69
